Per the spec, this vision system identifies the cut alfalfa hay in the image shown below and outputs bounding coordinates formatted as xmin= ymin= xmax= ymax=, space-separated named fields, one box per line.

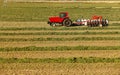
xmin=0 ymin=46 xmax=120 ymax=51
xmin=0 ymin=57 xmax=120 ymax=63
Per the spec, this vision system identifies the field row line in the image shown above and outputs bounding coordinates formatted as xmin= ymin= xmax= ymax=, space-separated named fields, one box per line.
xmin=0 ymin=22 xmax=119 ymax=27
xmin=9 ymin=1 xmax=120 ymax=3
xmin=0 ymin=46 xmax=120 ymax=51
xmin=0 ymin=32 xmax=120 ymax=36
xmin=0 ymin=57 xmax=120 ymax=63
xmin=0 ymin=26 xmax=120 ymax=33
xmin=0 ymin=37 xmax=120 ymax=42
xmin=0 ymin=27 xmax=120 ymax=31
xmin=0 ymin=50 xmax=120 ymax=58
xmin=1 ymin=35 xmax=120 ymax=39
xmin=1 ymin=41 xmax=120 ymax=47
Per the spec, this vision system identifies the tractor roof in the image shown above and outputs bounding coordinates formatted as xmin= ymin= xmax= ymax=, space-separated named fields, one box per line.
xmin=60 ymin=12 xmax=68 ymax=14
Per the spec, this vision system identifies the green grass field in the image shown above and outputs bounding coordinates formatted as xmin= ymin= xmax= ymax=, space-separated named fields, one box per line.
xmin=0 ymin=2 xmax=120 ymax=75
xmin=0 ymin=2 xmax=120 ymax=21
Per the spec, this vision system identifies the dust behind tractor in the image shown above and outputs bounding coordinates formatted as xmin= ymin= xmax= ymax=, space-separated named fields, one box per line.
xmin=48 ymin=12 xmax=108 ymax=27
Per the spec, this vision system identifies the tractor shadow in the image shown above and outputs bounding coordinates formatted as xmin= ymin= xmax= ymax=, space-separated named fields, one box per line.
xmin=70 ymin=24 xmax=84 ymax=27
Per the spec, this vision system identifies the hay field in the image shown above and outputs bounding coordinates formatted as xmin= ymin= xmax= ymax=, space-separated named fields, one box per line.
xmin=0 ymin=2 xmax=120 ymax=75
xmin=0 ymin=22 xmax=120 ymax=75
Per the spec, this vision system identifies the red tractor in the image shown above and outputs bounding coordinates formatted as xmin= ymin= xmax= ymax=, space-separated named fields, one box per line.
xmin=48 ymin=12 xmax=72 ymax=26
xmin=48 ymin=12 xmax=108 ymax=27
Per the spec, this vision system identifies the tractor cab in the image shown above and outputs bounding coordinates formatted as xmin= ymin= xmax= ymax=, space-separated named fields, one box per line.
xmin=59 ymin=12 xmax=68 ymax=18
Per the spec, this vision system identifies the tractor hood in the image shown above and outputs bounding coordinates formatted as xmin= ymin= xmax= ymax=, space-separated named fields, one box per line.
xmin=49 ymin=16 xmax=62 ymax=23
xmin=49 ymin=16 xmax=59 ymax=20
xmin=49 ymin=16 xmax=59 ymax=19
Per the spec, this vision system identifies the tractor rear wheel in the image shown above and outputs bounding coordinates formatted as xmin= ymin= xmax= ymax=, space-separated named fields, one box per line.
xmin=62 ymin=19 xmax=72 ymax=27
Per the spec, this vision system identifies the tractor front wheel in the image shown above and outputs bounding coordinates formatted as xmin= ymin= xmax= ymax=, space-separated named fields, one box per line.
xmin=62 ymin=19 xmax=72 ymax=27
xmin=50 ymin=23 xmax=56 ymax=27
